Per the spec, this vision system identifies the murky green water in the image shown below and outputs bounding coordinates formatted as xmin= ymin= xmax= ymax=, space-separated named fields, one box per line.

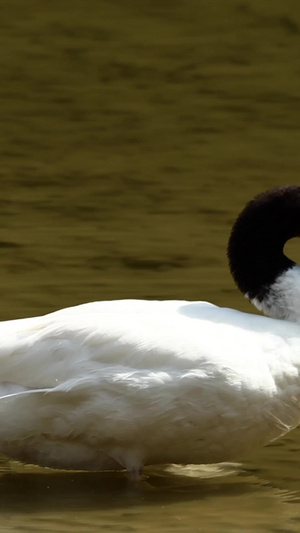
xmin=1 ymin=0 xmax=300 ymax=530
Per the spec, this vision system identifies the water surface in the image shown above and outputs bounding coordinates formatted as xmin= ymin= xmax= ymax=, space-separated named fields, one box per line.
xmin=1 ymin=1 xmax=300 ymax=530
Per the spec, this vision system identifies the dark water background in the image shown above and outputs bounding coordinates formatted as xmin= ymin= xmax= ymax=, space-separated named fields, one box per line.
xmin=1 ymin=0 xmax=300 ymax=531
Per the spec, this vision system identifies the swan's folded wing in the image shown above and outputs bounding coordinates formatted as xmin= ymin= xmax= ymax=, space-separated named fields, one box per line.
xmin=0 ymin=299 xmax=294 ymax=395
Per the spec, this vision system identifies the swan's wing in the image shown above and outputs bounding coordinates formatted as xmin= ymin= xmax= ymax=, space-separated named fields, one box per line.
xmin=0 ymin=298 xmax=295 ymax=394
xmin=0 ymin=300 xmax=221 ymax=390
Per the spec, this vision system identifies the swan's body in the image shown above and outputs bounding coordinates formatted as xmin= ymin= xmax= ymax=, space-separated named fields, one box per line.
xmin=1 ymin=185 xmax=300 ymax=474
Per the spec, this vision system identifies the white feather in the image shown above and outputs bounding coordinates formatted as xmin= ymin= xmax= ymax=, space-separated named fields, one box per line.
xmin=249 ymin=265 xmax=300 ymax=322
xmin=0 ymin=299 xmax=299 ymax=473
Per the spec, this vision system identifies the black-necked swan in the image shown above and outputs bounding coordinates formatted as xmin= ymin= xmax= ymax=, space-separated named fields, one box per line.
xmin=0 ymin=185 xmax=300 ymax=477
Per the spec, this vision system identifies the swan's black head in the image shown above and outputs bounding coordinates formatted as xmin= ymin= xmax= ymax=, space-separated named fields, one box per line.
xmin=228 ymin=185 xmax=300 ymax=303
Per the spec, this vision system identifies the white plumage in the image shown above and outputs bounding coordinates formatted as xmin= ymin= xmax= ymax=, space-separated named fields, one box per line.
xmin=1 ymin=185 xmax=300 ymax=475
xmin=0 ymin=299 xmax=299 ymax=474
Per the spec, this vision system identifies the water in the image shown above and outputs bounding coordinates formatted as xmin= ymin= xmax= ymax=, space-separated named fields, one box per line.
xmin=1 ymin=0 xmax=300 ymax=530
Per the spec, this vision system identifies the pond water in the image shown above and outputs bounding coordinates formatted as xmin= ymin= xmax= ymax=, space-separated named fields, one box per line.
xmin=1 ymin=0 xmax=300 ymax=530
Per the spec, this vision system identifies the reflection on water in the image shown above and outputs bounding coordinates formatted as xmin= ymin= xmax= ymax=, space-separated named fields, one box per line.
xmin=1 ymin=0 xmax=300 ymax=530
xmin=1 ymin=458 xmax=300 ymax=532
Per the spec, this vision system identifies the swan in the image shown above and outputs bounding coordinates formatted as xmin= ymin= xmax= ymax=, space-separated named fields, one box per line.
xmin=0 ymin=184 xmax=300 ymax=477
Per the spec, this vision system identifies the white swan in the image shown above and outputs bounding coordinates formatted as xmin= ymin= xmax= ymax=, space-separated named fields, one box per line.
xmin=1 ymin=185 xmax=300 ymax=477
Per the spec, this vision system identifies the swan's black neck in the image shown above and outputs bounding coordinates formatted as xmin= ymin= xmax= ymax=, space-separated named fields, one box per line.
xmin=228 ymin=186 xmax=300 ymax=303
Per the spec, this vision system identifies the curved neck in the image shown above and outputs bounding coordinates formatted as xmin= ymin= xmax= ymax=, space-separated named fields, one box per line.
xmin=227 ymin=186 xmax=300 ymax=320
